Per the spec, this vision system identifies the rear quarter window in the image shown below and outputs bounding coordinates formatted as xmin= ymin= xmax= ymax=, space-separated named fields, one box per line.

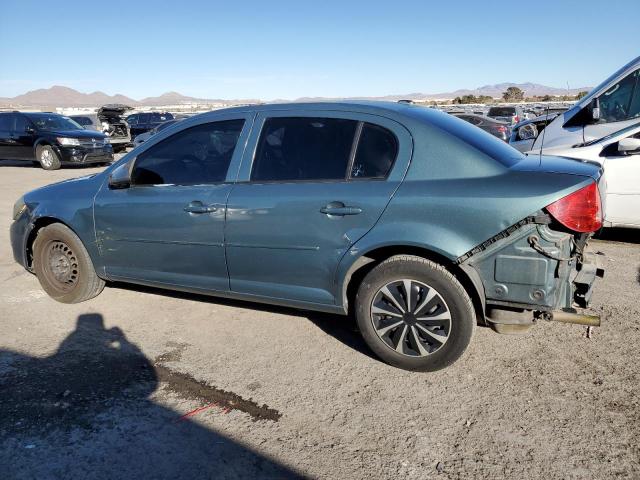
xmin=350 ymin=123 xmax=398 ymax=179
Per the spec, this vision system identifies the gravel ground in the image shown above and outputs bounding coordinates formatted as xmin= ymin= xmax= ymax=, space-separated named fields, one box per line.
xmin=0 ymin=160 xmax=639 ymax=479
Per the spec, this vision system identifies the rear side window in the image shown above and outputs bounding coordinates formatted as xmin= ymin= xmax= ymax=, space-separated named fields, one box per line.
xmin=0 ymin=113 xmax=10 ymax=130
xmin=488 ymin=107 xmax=515 ymax=117
xmin=72 ymin=116 xmax=93 ymax=126
xmin=251 ymin=117 xmax=358 ymax=182
xmin=350 ymin=123 xmax=398 ymax=179
xmin=13 ymin=114 xmax=30 ymax=132
xmin=132 ymin=119 xmax=244 ymax=186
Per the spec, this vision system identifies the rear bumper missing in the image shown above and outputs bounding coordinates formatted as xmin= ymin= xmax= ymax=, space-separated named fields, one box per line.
xmin=460 ymin=220 xmax=604 ymax=328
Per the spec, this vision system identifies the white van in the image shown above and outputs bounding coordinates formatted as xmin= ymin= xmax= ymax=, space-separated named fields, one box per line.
xmin=530 ymin=56 xmax=640 ymax=151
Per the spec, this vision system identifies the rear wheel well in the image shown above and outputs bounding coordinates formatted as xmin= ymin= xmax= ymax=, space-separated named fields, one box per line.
xmin=25 ymin=217 xmax=69 ymax=269
xmin=344 ymin=245 xmax=485 ymax=325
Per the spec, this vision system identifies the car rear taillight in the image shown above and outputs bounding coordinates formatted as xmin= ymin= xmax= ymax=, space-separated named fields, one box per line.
xmin=546 ymin=182 xmax=602 ymax=233
xmin=513 ymin=115 xmax=520 ymax=123
xmin=496 ymin=126 xmax=508 ymax=133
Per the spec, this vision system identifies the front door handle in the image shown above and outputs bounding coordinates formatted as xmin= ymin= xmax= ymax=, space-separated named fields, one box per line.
xmin=184 ymin=201 xmax=218 ymax=214
xmin=320 ymin=202 xmax=363 ymax=216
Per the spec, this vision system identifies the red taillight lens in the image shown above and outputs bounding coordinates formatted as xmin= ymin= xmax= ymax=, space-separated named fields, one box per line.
xmin=546 ymin=182 xmax=602 ymax=233
xmin=496 ymin=126 xmax=508 ymax=133
xmin=513 ymin=116 xmax=520 ymax=123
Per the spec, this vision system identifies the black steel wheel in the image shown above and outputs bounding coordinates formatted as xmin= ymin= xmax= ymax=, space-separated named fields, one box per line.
xmin=33 ymin=223 xmax=105 ymax=303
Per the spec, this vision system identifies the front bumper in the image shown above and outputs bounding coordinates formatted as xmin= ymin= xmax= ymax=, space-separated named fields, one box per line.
xmin=55 ymin=144 xmax=114 ymax=164
xmin=10 ymin=209 xmax=32 ymax=269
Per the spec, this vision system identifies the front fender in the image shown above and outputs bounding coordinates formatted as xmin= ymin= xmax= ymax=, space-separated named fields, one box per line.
xmin=21 ymin=174 xmax=106 ymax=272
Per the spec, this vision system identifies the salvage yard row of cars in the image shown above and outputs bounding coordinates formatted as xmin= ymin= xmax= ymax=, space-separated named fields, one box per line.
xmin=4 ymin=55 xmax=639 ymax=371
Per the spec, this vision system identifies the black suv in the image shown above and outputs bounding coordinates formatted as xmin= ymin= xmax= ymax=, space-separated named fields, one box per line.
xmin=125 ymin=112 xmax=174 ymax=139
xmin=0 ymin=112 xmax=113 ymax=170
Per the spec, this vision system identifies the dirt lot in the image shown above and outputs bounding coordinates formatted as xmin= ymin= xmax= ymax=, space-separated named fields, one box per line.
xmin=0 ymin=159 xmax=639 ymax=479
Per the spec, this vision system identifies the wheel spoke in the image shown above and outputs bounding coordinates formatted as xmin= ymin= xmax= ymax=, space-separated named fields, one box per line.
xmin=380 ymin=286 xmax=406 ymax=313
xmin=415 ymin=323 xmax=448 ymax=344
xmin=402 ymin=280 xmax=413 ymax=312
xmin=393 ymin=325 xmax=408 ymax=353
xmin=414 ymin=288 xmax=437 ymax=316
xmin=372 ymin=305 xmax=403 ymax=318
xmin=375 ymin=320 xmax=403 ymax=336
xmin=410 ymin=326 xmax=429 ymax=356
xmin=417 ymin=312 xmax=451 ymax=322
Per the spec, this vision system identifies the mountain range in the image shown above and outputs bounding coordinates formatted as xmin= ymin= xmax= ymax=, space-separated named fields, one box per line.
xmin=0 ymin=86 xmax=259 ymax=108
xmin=0 ymin=83 xmax=591 ymax=108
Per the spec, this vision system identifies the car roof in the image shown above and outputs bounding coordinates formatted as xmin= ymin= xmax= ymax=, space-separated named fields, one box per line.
xmin=190 ymin=100 xmax=453 ymax=127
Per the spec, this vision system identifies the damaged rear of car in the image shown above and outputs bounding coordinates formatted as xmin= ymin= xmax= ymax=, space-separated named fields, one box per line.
xmin=96 ymin=104 xmax=131 ymax=152
xmin=338 ymin=104 xmax=605 ymax=370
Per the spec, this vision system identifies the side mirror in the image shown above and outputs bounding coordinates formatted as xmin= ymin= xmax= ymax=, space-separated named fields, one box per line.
xmin=592 ymin=97 xmax=600 ymax=121
xmin=108 ymin=159 xmax=133 ymax=189
xmin=618 ymin=137 xmax=640 ymax=155
xmin=518 ymin=123 xmax=538 ymax=140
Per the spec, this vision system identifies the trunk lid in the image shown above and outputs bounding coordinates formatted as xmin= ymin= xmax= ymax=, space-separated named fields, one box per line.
xmin=512 ymin=154 xmax=603 ymax=181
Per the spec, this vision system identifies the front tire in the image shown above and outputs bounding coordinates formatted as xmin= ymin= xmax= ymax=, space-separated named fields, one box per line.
xmin=33 ymin=223 xmax=105 ymax=303
xmin=36 ymin=145 xmax=61 ymax=170
xmin=355 ymin=255 xmax=475 ymax=371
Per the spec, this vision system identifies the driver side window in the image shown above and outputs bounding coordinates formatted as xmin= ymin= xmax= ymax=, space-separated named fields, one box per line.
xmin=600 ymin=69 xmax=640 ymax=123
xmin=131 ymin=119 xmax=245 ymax=186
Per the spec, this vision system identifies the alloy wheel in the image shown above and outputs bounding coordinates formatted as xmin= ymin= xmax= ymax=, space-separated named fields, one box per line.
xmin=40 ymin=149 xmax=53 ymax=168
xmin=370 ymin=279 xmax=451 ymax=357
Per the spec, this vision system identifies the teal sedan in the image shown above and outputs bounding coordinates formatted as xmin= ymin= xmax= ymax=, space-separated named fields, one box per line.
xmin=11 ymin=101 xmax=605 ymax=371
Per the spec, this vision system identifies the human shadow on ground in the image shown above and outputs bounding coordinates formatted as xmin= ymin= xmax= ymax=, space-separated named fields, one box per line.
xmin=0 ymin=313 xmax=304 ymax=479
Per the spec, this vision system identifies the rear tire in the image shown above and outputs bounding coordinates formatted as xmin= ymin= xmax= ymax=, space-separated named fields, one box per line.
xmin=36 ymin=145 xmax=61 ymax=170
xmin=33 ymin=223 xmax=105 ymax=303
xmin=355 ymin=255 xmax=475 ymax=371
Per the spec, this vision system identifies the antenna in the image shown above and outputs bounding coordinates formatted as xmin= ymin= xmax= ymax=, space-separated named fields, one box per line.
xmin=538 ymin=101 xmax=551 ymax=165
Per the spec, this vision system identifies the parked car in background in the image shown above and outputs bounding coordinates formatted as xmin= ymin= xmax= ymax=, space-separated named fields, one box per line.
xmin=532 ymin=55 xmax=640 ymax=152
xmin=10 ymin=102 xmax=605 ymax=371
xmin=487 ymin=106 xmax=525 ymax=125
xmin=70 ymin=104 xmax=131 ymax=153
xmin=530 ymin=122 xmax=640 ymax=228
xmin=452 ymin=113 xmax=511 ymax=141
xmin=509 ymin=113 xmax=560 ymax=152
xmin=126 ymin=112 xmax=174 ymax=139
xmin=0 ymin=111 xmax=112 ymax=170
xmin=132 ymin=119 xmax=180 ymax=147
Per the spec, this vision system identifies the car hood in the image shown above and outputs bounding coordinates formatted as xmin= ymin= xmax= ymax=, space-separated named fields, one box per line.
xmin=512 ymin=153 xmax=603 ymax=181
xmin=50 ymin=130 xmax=107 ymax=140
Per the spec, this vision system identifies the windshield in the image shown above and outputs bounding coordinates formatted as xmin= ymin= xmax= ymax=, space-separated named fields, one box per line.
xmin=585 ymin=55 xmax=640 ymax=102
xmin=26 ymin=114 xmax=83 ymax=131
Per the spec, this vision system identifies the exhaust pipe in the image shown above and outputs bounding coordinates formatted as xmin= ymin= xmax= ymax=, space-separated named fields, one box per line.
xmin=546 ymin=310 xmax=601 ymax=327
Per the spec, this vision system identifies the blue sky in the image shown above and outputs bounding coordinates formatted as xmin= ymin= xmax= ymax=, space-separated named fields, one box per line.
xmin=1 ymin=0 xmax=638 ymax=100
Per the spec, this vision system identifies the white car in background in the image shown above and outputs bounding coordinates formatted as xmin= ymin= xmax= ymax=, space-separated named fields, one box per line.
xmin=530 ymin=122 xmax=640 ymax=228
xmin=530 ymin=55 xmax=640 ymax=152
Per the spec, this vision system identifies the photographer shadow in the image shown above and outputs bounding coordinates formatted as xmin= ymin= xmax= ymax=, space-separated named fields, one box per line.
xmin=0 ymin=313 xmax=302 ymax=479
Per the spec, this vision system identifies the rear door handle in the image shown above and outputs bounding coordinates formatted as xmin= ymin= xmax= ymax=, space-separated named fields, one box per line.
xmin=320 ymin=202 xmax=362 ymax=216
xmin=184 ymin=201 xmax=218 ymax=214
